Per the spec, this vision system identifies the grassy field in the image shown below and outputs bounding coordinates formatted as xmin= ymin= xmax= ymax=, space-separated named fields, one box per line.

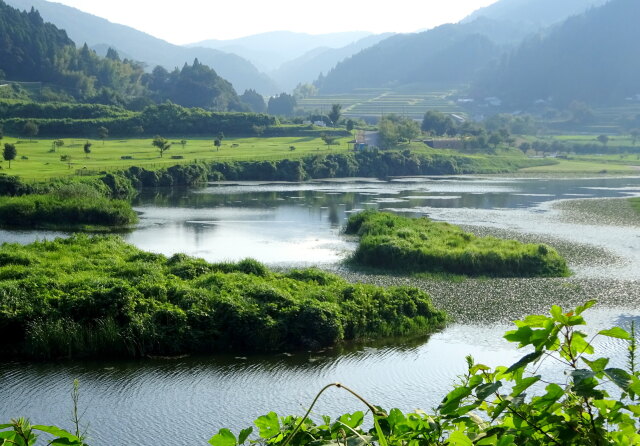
xmin=0 ymin=135 xmax=355 ymax=180
xmin=298 ymin=86 xmax=465 ymax=120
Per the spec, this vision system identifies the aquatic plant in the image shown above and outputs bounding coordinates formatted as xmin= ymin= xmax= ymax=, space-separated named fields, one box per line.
xmin=345 ymin=211 xmax=569 ymax=277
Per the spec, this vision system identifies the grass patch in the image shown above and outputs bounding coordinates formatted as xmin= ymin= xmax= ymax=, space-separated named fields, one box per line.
xmin=630 ymin=197 xmax=640 ymax=214
xmin=0 ymin=183 xmax=137 ymax=229
xmin=345 ymin=210 xmax=570 ymax=277
xmin=0 ymin=235 xmax=447 ymax=359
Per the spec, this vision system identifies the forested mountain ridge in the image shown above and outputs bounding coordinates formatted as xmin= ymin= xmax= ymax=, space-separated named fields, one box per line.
xmin=316 ymin=0 xmax=614 ymax=94
xmin=317 ymin=23 xmax=499 ymax=93
xmin=475 ymin=0 xmax=640 ymax=107
xmin=4 ymin=0 xmax=278 ymax=95
xmin=0 ymin=0 xmax=247 ymax=111
xmin=0 ymin=1 xmax=146 ymax=101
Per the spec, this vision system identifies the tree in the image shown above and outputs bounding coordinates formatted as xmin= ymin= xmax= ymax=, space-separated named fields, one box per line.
xmin=346 ymin=119 xmax=355 ymax=133
xmin=328 ymin=104 xmax=342 ymax=127
xmin=267 ymin=93 xmax=296 ymax=116
xmin=3 ymin=143 xmax=16 ymax=168
xmin=22 ymin=121 xmax=38 ymax=141
xmin=83 ymin=141 xmax=92 ymax=158
xmin=240 ymin=89 xmax=267 ymax=113
xmin=180 ymin=139 xmax=187 ymax=149
xmin=152 ymin=135 xmax=171 ymax=157
xmin=320 ymin=133 xmax=338 ymax=148
xmin=98 ymin=126 xmax=109 ymax=145
xmin=421 ymin=110 xmax=454 ymax=136
xmin=597 ymin=134 xmax=609 ymax=146
xmin=52 ymin=139 xmax=64 ymax=151
xmin=213 ymin=139 xmax=221 ymax=151
xmin=488 ymin=132 xmax=502 ymax=150
xmin=0 ymin=125 xmax=3 ymax=141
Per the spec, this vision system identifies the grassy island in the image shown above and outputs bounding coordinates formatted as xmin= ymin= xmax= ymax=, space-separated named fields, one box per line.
xmin=0 ymin=235 xmax=447 ymax=359
xmin=0 ymin=184 xmax=137 ymax=229
xmin=345 ymin=211 xmax=569 ymax=277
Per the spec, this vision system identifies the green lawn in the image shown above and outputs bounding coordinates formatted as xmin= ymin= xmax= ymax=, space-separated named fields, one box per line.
xmin=0 ymin=135 xmax=354 ymax=180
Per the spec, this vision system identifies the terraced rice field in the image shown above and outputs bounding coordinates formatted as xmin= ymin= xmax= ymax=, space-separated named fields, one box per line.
xmin=298 ymin=87 xmax=465 ymax=120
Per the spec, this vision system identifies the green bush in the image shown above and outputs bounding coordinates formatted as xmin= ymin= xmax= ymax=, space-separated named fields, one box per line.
xmin=0 ymin=235 xmax=447 ymax=359
xmin=0 ymin=194 xmax=138 ymax=228
xmin=346 ymin=210 xmax=569 ymax=277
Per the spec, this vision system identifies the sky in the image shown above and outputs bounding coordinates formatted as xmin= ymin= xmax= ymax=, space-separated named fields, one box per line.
xmin=48 ymin=0 xmax=499 ymax=44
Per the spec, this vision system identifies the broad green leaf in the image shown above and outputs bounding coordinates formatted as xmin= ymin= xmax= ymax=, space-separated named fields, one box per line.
xmin=338 ymin=411 xmax=364 ymax=429
xmin=575 ymin=300 xmax=597 ymax=315
xmin=476 ymin=382 xmax=502 ymax=401
xmin=438 ymin=387 xmax=472 ymax=415
xmin=0 ymin=425 xmax=12 ymax=430
xmin=496 ymin=434 xmax=516 ymax=446
xmin=550 ymin=305 xmax=566 ymax=323
xmin=599 ymin=327 xmax=631 ymax=340
xmin=32 ymin=425 xmax=78 ymax=440
xmin=506 ymin=351 xmax=543 ymax=373
xmin=504 ymin=326 xmax=533 ymax=346
xmin=511 ymin=376 xmax=540 ymax=397
xmin=254 ymin=412 xmax=280 ymax=438
xmin=605 ymin=368 xmax=633 ymax=392
xmin=238 ymin=427 xmax=253 ymax=444
xmin=447 ymin=430 xmax=473 ymax=446
xmin=582 ymin=357 xmax=609 ymax=374
xmin=522 ymin=315 xmax=549 ymax=328
xmin=49 ymin=439 xmax=83 ymax=446
xmin=209 ymin=429 xmax=236 ymax=446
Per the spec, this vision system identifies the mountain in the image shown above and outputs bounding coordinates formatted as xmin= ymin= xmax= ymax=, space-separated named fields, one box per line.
xmin=188 ymin=31 xmax=373 ymax=72
xmin=317 ymin=23 xmax=500 ymax=93
xmin=269 ymin=34 xmax=394 ymax=92
xmin=316 ymin=0 xmax=613 ymax=94
xmin=3 ymin=0 xmax=279 ymax=95
xmin=0 ymin=0 xmax=147 ymax=102
xmin=475 ymin=0 xmax=640 ymax=107
xmin=463 ymin=0 xmax=609 ymax=30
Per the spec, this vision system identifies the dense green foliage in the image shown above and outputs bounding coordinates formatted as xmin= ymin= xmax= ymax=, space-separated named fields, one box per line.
xmin=0 ymin=102 xmax=276 ymax=137
xmin=630 ymin=197 xmax=640 ymax=215
xmin=0 ymin=1 xmax=146 ymax=103
xmin=0 ymin=235 xmax=447 ymax=359
xmin=378 ymin=115 xmax=421 ymax=148
xmin=0 ymin=185 xmax=137 ymax=228
xmin=0 ymin=1 xmax=254 ymax=110
xmin=478 ymin=0 xmax=640 ymax=106
xmin=345 ymin=211 xmax=569 ymax=277
xmin=210 ymin=302 xmax=640 ymax=446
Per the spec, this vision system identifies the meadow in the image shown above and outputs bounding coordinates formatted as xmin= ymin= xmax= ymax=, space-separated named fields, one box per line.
xmin=0 ymin=135 xmax=354 ymax=180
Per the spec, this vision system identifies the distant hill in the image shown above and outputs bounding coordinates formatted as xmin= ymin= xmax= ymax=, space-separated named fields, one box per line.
xmin=463 ymin=0 xmax=609 ymax=30
xmin=316 ymin=0 xmax=612 ymax=94
xmin=475 ymin=0 xmax=640 ymax=107
xmin=4 ymin=0 xmax=279 ymax=95
xmin=317 ymin=23 xmax=500 ymax=93
xmin=270 ymin=34 xmax=393 ymax=92
xmin=188 ymin=31 xmax=373 ymax=72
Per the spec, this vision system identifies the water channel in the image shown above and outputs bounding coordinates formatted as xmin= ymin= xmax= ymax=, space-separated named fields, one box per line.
xmin=2 ymin=175 xmax=640 ymax=445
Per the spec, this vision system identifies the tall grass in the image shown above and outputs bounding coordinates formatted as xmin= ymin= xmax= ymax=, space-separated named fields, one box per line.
xmin=345 ymin=210 xmax=570 ymax=277
xmin=0 ymin=235 xmax=447 ymax=359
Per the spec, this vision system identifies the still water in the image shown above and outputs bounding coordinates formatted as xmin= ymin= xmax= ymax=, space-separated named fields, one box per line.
xmin=2 ymin=175 xmax=640 ymax=445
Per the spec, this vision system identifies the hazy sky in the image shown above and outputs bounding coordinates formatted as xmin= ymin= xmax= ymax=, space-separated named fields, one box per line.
xmin=49 ymin=0 xmax=499 ymax=44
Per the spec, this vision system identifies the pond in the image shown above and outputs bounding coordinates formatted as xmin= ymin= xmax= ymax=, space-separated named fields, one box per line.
xmin=2 ymin=175 xmax=640 ymax=446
